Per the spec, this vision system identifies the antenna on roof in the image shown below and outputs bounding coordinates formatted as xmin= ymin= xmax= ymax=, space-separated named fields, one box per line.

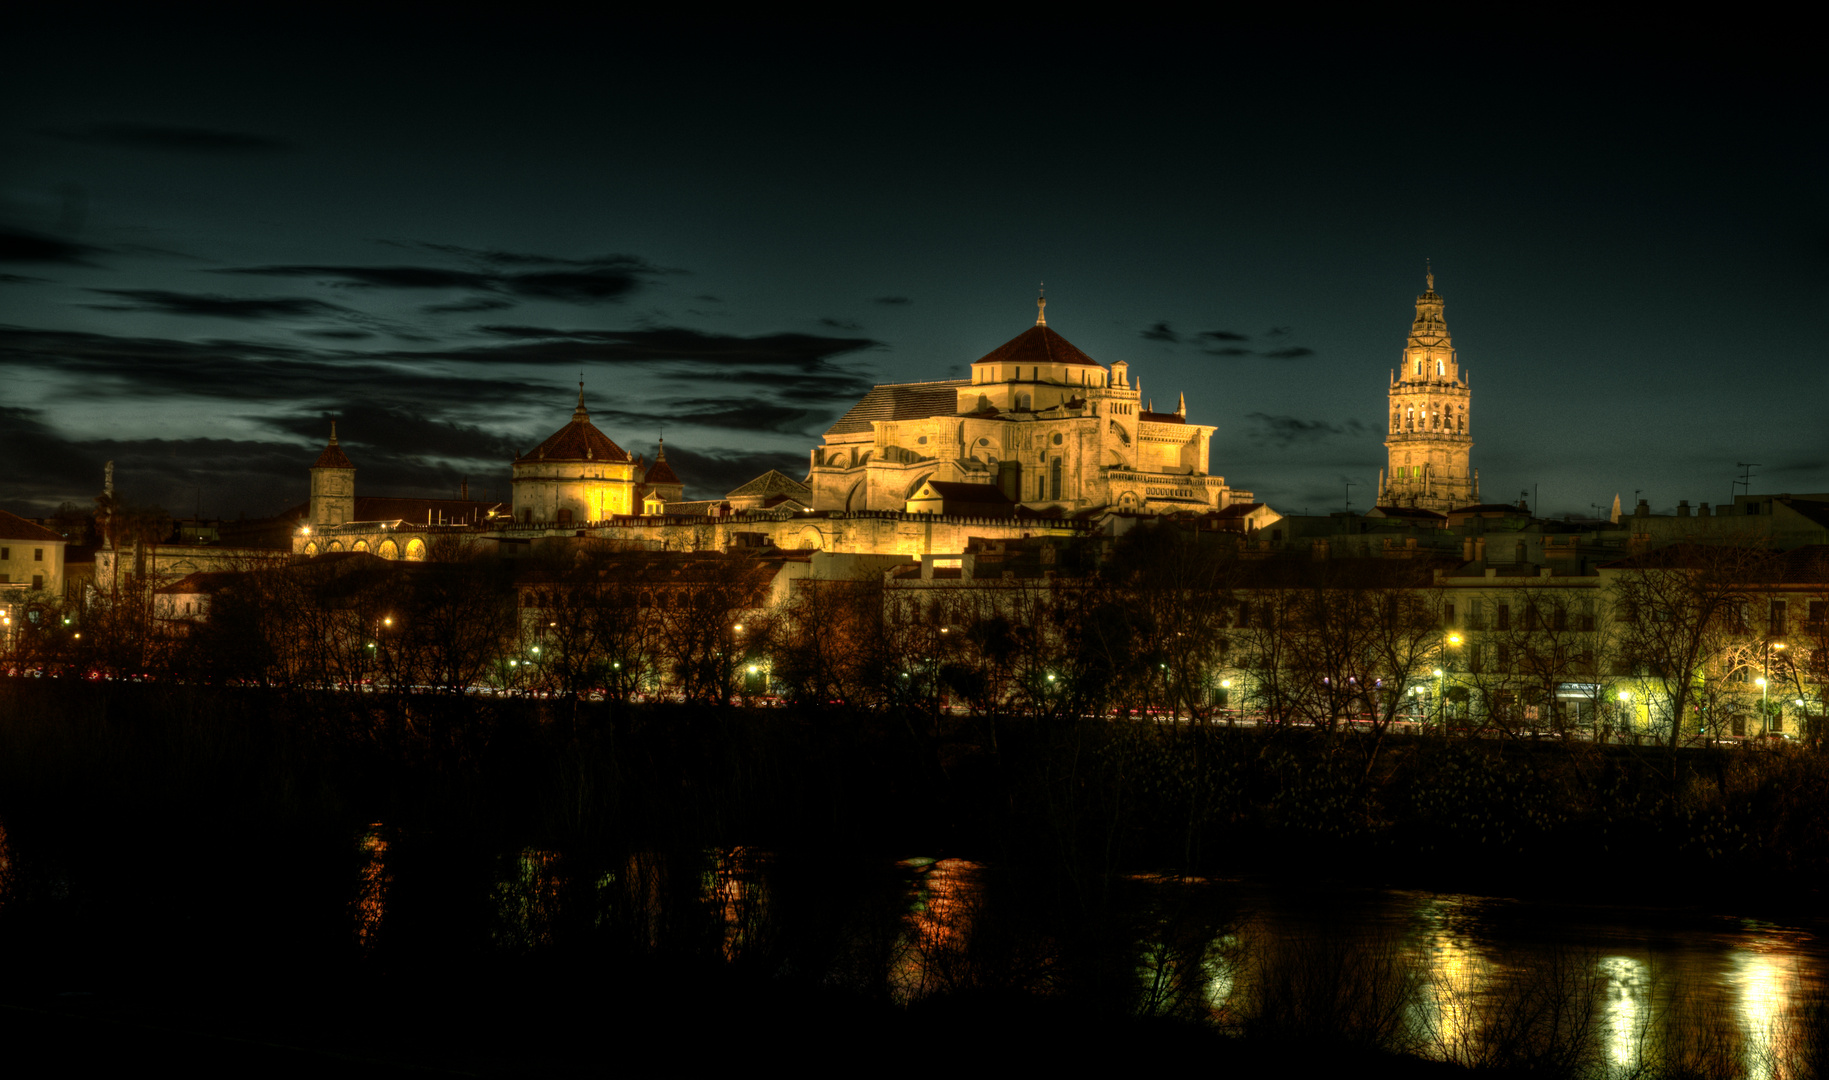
xmin=1036 ymin=282 xmax=1046 ymax=326
xmin=1734 ymin=462 xmax=1760 ymax=501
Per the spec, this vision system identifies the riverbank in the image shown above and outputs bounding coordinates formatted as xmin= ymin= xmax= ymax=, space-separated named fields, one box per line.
xmin=3 ymin=679 xmax=1825 ymax=914
xmin=3 ymin=679 xmax=1826 ymax=1075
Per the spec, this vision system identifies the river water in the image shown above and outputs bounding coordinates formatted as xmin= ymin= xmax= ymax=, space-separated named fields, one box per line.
xmin=4 ymin=819 xmax=1823 ymax=1075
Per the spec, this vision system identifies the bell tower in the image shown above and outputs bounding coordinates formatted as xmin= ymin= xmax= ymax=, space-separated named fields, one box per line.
xmin=309 ymin=421 xmax=356 ymax=526
xmin=1380 ymin=267 xmax=1477 ymax=511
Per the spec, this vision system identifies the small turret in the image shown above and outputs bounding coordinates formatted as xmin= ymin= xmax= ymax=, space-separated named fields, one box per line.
xmin=309 ymin=421 xmax=356 ymax=526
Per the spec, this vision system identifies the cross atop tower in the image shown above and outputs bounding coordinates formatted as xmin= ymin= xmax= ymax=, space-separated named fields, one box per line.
xmin=1036 ymin=283 xmax=1047 ymax=326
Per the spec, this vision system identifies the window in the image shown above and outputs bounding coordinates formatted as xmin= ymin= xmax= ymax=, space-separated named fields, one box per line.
xmin=1049 ymin=457 xmax=1062 ymax=500
xmin=1443 ymin=602 xmax=1456 ymax=628
xmin=1809 ymin=599 xmax=1827 ymax=627
xmin=0 ymin=547 xmax=7 ymax=558
xmin=33 ymin=548 xmax=43 ymax=561
xmin=1770 ymin=600 xmax=1787 ymax=636
xmin=557 ymin=508 xmax=573 ymax=525
xmin=32 ymin=575 xmax=43 ymax=590
xmin=1470 ymin=598 xmax=1484 ymax=625
xmin=1496 ymin=604 xmax=1511 ymax=630
xmin=0 ymin=573 xmax=8 ymax=583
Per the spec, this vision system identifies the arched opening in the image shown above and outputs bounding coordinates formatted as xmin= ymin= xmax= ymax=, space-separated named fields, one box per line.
xmin=352 ymin=539 xmax=369 ymax=553
xmin=405 ymin=538 xmax=426 ymax=562
xmin=326 ymin=540 xmax=343 ymax=552
xmin=302 ymin=541 xmax=318 ymax=556
xmin=843 ymin=479 xmax=864 ymax=511
xmin=377 ymin=539 xmax=399 ymax=559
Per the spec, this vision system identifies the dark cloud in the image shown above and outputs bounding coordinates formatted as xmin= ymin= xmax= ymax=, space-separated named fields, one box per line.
xmin=695 ymin=294 xmax=722 ymax=303
xmin=226 ymin=264 xmax=497 ymax=290
xmin=1140 ymin=321 xmax=1179 ymax=343
xmin=269 ymin=405 xmax=521 ymax=465
xmin=422 ymin=297 xmax=514 ymax=314
xmin=594 ymin=398 xmax=827 ymax=436
xmin=1198 ymin=330 xmax=1250 ymax=343
xmin=224 ymin=253 xmax=664 ymax=305
xmin=84 ymin=288 xmax=345 ymax=320
xmin=41 ymin=122 xmax=288 ymax=155
xmin=0 ymin=227 xmax=105 ymax=266
xmin=1205 ymin=346 xmax=1252 ymax=357
xmin=0 ymin=273 xmax=50 ymax=285
xmin=872 ymin=296 xmax=911 ymax=305
xmin=0 ymin=404 xmax=312 ymax=518
xmin=818 ymin=317 xmax=863 ymax=331
xmin=461 ymin=325 xmax=880 ymax=369
xmin=1245 ymin=412 xmax=1368 ymax=447
xmin=298 ymin=329 xmax=374 ymax=340
xmin=0 ymin=325 xmax=556 ymax=409
xmin=1261 ymin=346 xmax=1317 ymax=360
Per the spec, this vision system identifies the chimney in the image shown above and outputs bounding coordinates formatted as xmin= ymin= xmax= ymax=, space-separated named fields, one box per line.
xmin=1677 ymin=500 xmax=1690 ymax=517
xmin=1463 ymin=537 xmax=1475 ymax=561
xmin=1635 ymin=499 xmax=1651 ymax=517
xmin=1474 ymin=537 xmax=1487 ymax=562
xmin=461 ymin=478 xmax=469 ymax=500
xmin=1699 ymin=502 xmax=1712 ymax=517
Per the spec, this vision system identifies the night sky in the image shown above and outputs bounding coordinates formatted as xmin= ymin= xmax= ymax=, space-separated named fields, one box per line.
xmin=3 ymin=13 xmax=1823 ymax=521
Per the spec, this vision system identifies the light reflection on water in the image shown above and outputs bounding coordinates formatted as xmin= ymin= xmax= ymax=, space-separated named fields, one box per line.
xmin=356 ymin=841 xmax=1826 ymax=1069
xmin=354 ymin=823 xmax=388 ymax=951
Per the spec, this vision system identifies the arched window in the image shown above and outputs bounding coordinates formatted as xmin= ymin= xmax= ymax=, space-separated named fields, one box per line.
xmin=1436 ymin=359 xmax=1445 ymax=377
xmin=1415 ymin=359 xmax=1423 ymax=376
xmin=1391 ymin=411 xmax=1401 ymax=432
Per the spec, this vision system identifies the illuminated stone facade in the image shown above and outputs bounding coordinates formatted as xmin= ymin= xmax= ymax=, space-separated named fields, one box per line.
xmin=807 ymin=302 xmax=1249 ymax=515
xmin=1380 ymin=271 xmax=1479 ymax=512
xmin=511 ymin=387 xmax=645 ymax=525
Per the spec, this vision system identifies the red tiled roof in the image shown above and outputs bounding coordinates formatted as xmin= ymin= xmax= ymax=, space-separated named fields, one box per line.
xmin=312 ymin=443 xmax=355 ymax=469
xmin=518 ymin=411 xmax=631 ymax=463
xmin=971 ymin=324 xmax=1103 ymax=369
xmin=0 ymin=509 xmax=65 ymax=543
xmin=644 ymin=452 xmax=681 ymax=487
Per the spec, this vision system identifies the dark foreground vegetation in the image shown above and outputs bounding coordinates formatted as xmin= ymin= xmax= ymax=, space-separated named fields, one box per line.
xmin=2 ymin=681 xmax=1825 ymax=1075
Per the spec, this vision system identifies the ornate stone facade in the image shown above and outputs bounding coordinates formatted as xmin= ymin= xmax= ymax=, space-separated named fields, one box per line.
xmin=1380 ymin=270 xmax=1479 ymax=512
xmin=806 ymin=302 xmax=1250 ymax=515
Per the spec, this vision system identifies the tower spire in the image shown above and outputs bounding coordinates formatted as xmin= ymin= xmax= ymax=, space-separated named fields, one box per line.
xmin=573 ymin=373 xmax=589 ymax=421
xmin=1425 ymin=259 xmax=1434 ymax=293
xmin=1036 ymin=283 xmax=1047 ymax=326
xmin=329 ymin=419 xmax=338 ymax=445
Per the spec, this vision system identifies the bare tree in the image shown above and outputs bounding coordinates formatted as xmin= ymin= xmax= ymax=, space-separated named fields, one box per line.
xmin=1607 ymin=542 xmax=1779 ymax=761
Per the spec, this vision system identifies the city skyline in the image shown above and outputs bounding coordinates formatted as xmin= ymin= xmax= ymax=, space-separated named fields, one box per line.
xmin=3 ymin=14 xmax=1822 ymax=521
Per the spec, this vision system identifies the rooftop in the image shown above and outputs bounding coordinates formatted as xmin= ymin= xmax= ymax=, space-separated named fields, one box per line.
xmin=824 ymin=381 xmax=967 ymax=437
xmin=971 ymin=324 xmax=1103 ymax=369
